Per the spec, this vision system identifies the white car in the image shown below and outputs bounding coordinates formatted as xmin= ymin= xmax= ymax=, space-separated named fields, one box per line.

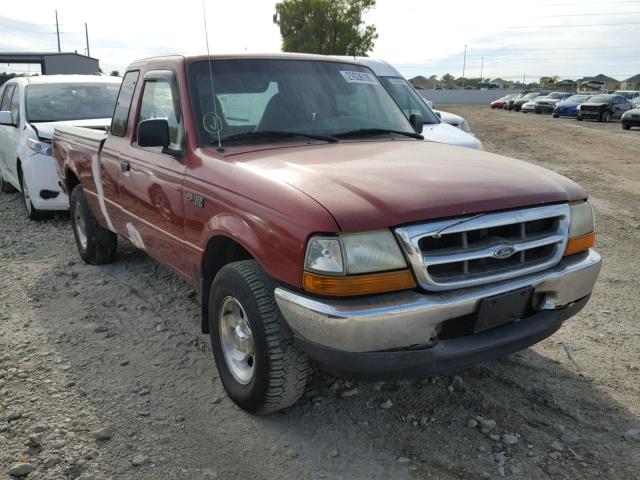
xmin=424 ymin=100 xmax=475 ymax=135
xmin=0 ymin=75 xmax=121 ymax=219
xmin=521 ymin=100 xmax=537 ymax=113
xmin=349 ymin=58 xmax=483 ymax=149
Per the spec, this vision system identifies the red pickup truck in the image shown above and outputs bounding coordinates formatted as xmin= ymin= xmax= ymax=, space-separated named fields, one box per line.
xmin=53 ymin=54 xmax=601 ymax=414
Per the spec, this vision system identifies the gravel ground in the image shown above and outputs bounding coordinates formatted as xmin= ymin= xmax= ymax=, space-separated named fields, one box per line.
xmin=1 ymin=107 xmax=639 ymax=479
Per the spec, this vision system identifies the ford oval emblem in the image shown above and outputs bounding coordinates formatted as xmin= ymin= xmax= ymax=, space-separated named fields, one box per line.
xmin=493 ymin=245 xmax=516 ymax=259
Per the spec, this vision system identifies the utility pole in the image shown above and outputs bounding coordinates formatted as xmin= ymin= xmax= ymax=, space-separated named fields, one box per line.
xmin=55 ymin=10 xmax=61 ymax=52
xmin=461 ymin=45 xmax=467 ymax=88
xmin=480 ymin=56 xmax=484 ymax=82
xmin=85 ymin=23 xmax=90 ymax=57
xmin=522 ymin=73 xmax=526 ymax=87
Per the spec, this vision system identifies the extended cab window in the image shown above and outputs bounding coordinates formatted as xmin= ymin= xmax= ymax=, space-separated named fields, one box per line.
xmin=137 ymin=73 xmax=184 ymax=152
xmin=111 ymin=71 xmax=139 ymax=137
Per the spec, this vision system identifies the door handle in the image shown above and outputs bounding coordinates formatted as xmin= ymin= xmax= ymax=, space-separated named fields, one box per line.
xmin=120 ymin=161 xmax=130 ymax=172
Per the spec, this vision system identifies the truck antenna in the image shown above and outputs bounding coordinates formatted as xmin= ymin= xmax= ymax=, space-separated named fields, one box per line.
xmin=202 ymin=0 xmax=224 ymax=152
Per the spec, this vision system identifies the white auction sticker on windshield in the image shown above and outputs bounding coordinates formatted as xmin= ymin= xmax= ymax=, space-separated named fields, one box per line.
xmin=340 ymin=71 xmax=379 ymax=85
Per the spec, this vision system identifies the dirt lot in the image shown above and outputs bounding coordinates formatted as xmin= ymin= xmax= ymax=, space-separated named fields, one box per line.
xmin=1 ymin=107 xmax=639 ymax=480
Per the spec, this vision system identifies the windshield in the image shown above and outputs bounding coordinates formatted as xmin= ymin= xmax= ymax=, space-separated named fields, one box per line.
xmin=546 ymin=93 xmax=564 ymax=99
xmin=588 ymin=94 xmax=613 ymax=103
xmin=378 ymin=76 xmax=440 ymax=125
xmin=523 ymin=93 xmax=539 ymax=100
xmin=26 ymin=83 xmax=120 ymax=122
xmin=615 ymin=91 xmax=635 ymax=99
xmin=565 ymin=95 xmax=590 ymax=103
xmin=188 ymin=59 xmax=414 ymax=144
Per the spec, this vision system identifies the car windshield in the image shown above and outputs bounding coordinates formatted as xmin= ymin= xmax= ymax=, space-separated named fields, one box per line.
xmin=378 ymin=76 xmax=440 ymax=125
xmin=188 ymin=59 xmax=414 ymax=144
xmin=546 ymin=93 xmax=564 ymax=99
xmin=565 ymin=95 xmax=590 ymax=103
xmin=588 ymin=94 xmax=613 ymax=103
xmin=26 ymin=83 xmax=120 ymax=122
xmin=523 ymin=93 xmax=539 ymax=99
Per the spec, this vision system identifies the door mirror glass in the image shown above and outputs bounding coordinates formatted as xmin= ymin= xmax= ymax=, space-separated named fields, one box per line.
xmin=137 ymin=119 xmax=170 ymax=148
xmin=0 ymin=111 xmax=14 ymax=126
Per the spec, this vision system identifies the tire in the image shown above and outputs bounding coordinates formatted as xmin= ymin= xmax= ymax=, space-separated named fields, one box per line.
xmin=552 ymin=114 xmax=560 ymax=118
xmin=18 ymin=167 xmax=46 ymax=220
xmin=0 ymin=170 xmax=17 ymax=193
xmin=70 ymin=184 xmax=117 ymax=264
xmin=600 ymin=111 xmax=610 ymax=123
xmin=577 ymin=115 xmax=583 ymax=121
xmin=622 ymin=123 xmax=631 ymax=130
xmin=208 ymin=260 xmax=311 ymax=414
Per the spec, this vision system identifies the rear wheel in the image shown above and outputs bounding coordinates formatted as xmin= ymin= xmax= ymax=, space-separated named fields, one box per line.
xmin=208 ymin=260 xmax=311 ymax=414
xmin=18 ymin=168 xmax=46 ymax=220
xmin=70 ymin=184 xmax=117 ymax=264
xmin=0 ymin=171 xmax=17 ymax=193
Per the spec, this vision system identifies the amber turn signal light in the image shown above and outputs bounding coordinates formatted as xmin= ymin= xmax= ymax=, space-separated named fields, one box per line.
xmin=564 ymin=231 xmax=595 ymax=256
xmin=303 ymin=270 xmax=416 ymax=296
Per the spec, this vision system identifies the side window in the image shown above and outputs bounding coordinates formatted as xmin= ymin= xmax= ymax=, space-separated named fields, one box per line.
xmin=9 ymin=86 xmax=20 ymax=125
xmin=137 ymin=76 xmax=183 ymax=151
xmin=111 ymin=71 xmax=140 ymax=137
xmin=0 ymin=84 xmax=15 ymax=111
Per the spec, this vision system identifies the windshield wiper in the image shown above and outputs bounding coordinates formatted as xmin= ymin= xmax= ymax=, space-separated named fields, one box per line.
xmin=335 ymin=128 xmax=423 ymax=140
xmin=219 ymin=130 xmax=338 ymax=143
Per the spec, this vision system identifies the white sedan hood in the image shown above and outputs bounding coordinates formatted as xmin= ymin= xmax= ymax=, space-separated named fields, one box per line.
xmin=30 ymin=118 xmax=111 ymax=140
xmin=421 ymin=121 xmax=482 ymax=149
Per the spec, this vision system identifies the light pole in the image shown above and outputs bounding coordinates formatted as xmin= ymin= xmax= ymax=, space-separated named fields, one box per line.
xmin=461 ymin=45 xmax=467 ymax=88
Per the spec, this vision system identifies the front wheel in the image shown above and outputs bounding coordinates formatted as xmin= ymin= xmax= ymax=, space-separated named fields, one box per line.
xmin=622 ymin=123 xmax=631 ymax=130
xmin=70 ymin=184 xmax=117 ymax=264
xmin=600 ymin=111 xmax=610 ymax=123
xmin=208 ymin=260 xmax=311 ymax=414
xmin=577 ymin=115 xmax=583 ymax=121
xmin=18 ymin=168 xmax=46 ymax=220
xmin=552 ymin=114 xmax=560 ymax=118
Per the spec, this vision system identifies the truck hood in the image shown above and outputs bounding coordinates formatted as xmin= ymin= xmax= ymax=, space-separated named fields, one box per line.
xmin=421 ymin=122 xmax=481 ymax=149
xmin=30 ymin=118 xmax=111 ymax=140
xmin=581 ymin=102 xmax=608 ymax=108
xmin=229 ymin=140 xmax=587 ymax=231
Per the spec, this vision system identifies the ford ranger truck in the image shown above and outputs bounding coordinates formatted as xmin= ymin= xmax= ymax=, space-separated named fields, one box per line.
xmin=53 ymin=54 xmax=601 ymax=414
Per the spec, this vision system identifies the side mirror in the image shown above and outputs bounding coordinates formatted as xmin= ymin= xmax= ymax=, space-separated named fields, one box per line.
xmin=435 ymin=111 xmax=442 ymax=119
xmin=138 ymin=119 xmax=170 ymax=148
xmin=409 ymin=114 xmax=423 ymax=134
xmin=426 ymin=100 xmax=434 ymax=109
xmin=0 ymin=111 xmax=14 ymax=126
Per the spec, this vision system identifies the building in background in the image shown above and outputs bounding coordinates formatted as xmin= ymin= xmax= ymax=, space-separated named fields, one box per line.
xmin=621 ymin=74 xmax=640 ymax=91
xmin=0 ymin=52 xmax=100 ymax=86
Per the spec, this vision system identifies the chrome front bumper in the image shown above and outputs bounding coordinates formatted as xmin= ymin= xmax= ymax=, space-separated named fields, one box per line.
xmin=275 ymin=250 xmax=601 ymax=353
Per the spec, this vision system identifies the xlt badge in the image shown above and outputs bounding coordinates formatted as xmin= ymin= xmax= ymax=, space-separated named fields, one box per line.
xmin=186 ymin=192 xmax=204 ymax=208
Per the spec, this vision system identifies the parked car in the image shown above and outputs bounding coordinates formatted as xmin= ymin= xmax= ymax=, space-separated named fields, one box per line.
xmin=552 ymin=94 xmax=592 ymax=118
xmin=490 ymin=94 xmax=517 ymax=109
xmin=614 ymin=90 xmax=640 ymax=101
xmin=512 ymin=92 xmax=548 ymax=112
xmin=351 ymin=58 xmax=483 ymax=149
xmin=621 ymin=108 xmax=640 ymax=130
xmin=533 ymin=92 xmax=572 ymax=114
xmin=577 ymin=94 xmax=632 ymax=122
xmin=0 ymin=75 xmax=121 ymax=219
xmin=423 ymin=100 xmax=475 ymax=134
xmin=521 ymin=100 xmax=538 ymax=113
xmin=53 ymin=53 xmax=600 ymax=414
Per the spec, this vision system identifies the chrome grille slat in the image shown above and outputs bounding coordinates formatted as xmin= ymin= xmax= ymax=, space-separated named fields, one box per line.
xmin=395 ymin=204 xmax=570 ymax=291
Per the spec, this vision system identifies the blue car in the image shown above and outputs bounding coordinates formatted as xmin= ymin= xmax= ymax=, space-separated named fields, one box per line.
xmin=553 ymin=94 xmax=592 ymax=118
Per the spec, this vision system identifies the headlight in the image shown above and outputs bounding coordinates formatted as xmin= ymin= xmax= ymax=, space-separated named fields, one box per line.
xmin=565 ymin=201 xmax=596 ymax=256
xmin=304 ymin=230 xmax=406 ymax=275
xmin=303 ymin=230 xmax=415 ymax=296
xmin=27 ymin=138 xmax=53 ymax=156
xmin=459 ymin=120 xmax=472 ymax=133
xmin=576 ymin=105 xmax=581 ymax=111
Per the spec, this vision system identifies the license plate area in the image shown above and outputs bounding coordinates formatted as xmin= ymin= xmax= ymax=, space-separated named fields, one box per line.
xmin=474 ymin=286 xmax=534 ymax=333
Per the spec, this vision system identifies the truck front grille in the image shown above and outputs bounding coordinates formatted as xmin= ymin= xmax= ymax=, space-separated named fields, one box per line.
xmin=394 ymin=204 xmax=570 ymax=291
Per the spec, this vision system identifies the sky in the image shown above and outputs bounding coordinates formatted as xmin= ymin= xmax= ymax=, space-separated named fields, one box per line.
xmin=1 ymin=0 xmax=639 ymax=81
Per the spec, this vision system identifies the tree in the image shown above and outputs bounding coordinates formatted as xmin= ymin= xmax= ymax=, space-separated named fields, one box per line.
xmin=110 ymin=70 xmax=120 ymax=77
xmin=440 ymin=73 xmax=455 ymax=85
xmin=274 ymin=0 xmax=378 ymax=56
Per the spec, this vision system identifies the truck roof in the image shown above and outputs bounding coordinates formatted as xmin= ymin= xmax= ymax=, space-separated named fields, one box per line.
xmin=128 ymin=52 xmax=364 ymax=68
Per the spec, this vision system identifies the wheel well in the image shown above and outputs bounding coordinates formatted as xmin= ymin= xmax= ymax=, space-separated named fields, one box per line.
xmin=66 ymin=168 xmax=80 ymax=194
xmin=200 ymin=236 xmax=253 ymax=334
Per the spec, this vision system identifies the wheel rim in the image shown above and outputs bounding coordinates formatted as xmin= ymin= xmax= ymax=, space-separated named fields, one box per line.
xmin=219 ymin=296 xmax=255 ymax=385
xmin=74 ymin=200 xmax=88 ymax=250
